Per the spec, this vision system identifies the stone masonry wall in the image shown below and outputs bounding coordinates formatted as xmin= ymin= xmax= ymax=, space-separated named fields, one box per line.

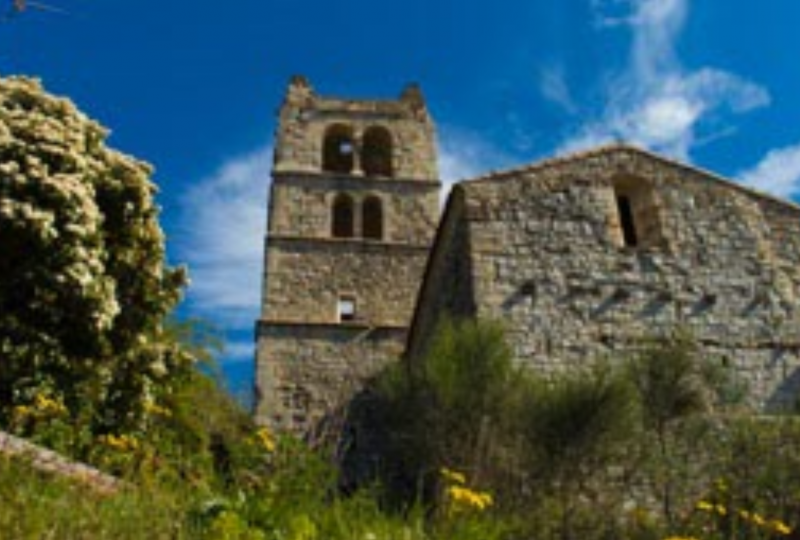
xmin=273 ymin=77 xmax=437 ymax=181
xmin=255 ymin=325 xmax=405 ymax=433
xmin=268 ymin=174 xmax=439 ymax=244
xmin=262 ymin=238 xmax=430 ymax=327
xmin=255 ymin=79 xmax=440 ymax=432
xmin=412 ymin=147 xmax=800 ymax=411
xmin=407 ymin=189 xmax=477 ymax=360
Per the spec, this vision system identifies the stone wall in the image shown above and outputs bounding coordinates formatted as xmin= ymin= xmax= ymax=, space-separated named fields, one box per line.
xmin=262 ymin=238 xmax=430 ymax=327
xmin=410 ymin=146 xmax=800 ymax=411
xmin=407 ymin=189 xmax=477 ymax=360
xmin=254 ymin=79 xmax=440 ymax=432
xmin=254 ymin=324 xmax=406 ymax=432
xmin=268 ymin=174 xmax=439 ymax=244
xmin=273 ymin=76 xmax=438 ymax=181
xmin=0 ymin=430 xmax=121 ymax=494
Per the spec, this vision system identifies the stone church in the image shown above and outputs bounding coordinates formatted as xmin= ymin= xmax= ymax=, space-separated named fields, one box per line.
xmin=254 ymin=77 xmax=800 ymax=433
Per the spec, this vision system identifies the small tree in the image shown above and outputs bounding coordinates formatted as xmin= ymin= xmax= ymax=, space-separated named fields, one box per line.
xmin=519 ymin=365 xmax=638 ymax=539
xmin=0 ymin=77 xmax=188 ymax=450
xmin=627 ymin=331 xmax=710 ymax=527
xmin=372 ymin=318 xmax=520 ymax=506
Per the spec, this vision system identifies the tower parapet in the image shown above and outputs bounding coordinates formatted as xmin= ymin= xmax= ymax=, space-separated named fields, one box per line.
xmin=273 ymin=77 xmax=438 ymax=181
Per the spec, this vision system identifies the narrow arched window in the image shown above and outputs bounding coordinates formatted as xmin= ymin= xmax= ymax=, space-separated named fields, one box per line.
xmin=362 ymin=196 xmax=383 ymax=240
xmin=323 ymin=124 xmax=355 ymax=174
xmin=332 ymin=194 xmax=354 ymax=238
xmin=362 ymin=126 xmax=393 ymax=177
xmin=615 ymin=193 xmax=638 ymax=247
xmin=611 ymin=176 xmax=663 ymax=249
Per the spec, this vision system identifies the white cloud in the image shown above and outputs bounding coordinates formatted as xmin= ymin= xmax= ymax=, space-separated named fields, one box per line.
xmin=563 ymin=0 xmax=769 ymax=160
xmin=539 ymin=64 xmax=578 ymax=115
xmin=223 ymin=340 xmax=258 ymax=362
xmin=178 ymin=145 xmax=271 ymax=327
xmin=438 ymin=127 xmax=515 ymax=202
xmin=739 ymin=143 xmax=800 ymax=198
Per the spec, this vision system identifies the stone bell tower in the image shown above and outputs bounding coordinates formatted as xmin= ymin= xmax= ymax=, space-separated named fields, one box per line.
xmin=254 ymin=76 xmax=440 ymax=433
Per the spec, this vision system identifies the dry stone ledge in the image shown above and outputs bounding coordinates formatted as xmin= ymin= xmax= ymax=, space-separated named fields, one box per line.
xmin=0 ymin=430 xmax=123 ymax=495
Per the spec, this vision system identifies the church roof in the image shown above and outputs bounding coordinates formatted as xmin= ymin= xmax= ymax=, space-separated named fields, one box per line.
xmin=456 ymin=143 xmax=800 ymax=212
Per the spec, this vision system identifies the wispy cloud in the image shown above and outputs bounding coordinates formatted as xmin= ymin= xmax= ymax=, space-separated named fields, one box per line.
xmin=438 ymin=126 xmax=516 ymax=201
xmin=223 ymin=340 xmax=260 ymax=363
xmin=178 ymin=145 xmax=271 ymax=328
xmin=739 ymin=143 xmax=800 ymax=198
xmin=562 ymin=0 xmax=769 ymax=159
xmin=539 ymin=64 xmax=578 ymax=115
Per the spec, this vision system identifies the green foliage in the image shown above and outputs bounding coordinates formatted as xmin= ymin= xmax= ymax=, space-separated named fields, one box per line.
xmin=0 ymin=76 xmax=188 ymax=444
xmin=628 ymin=331 xmax=710 ymax=435
xmin=371 ymin=318 xmax=521 ymax=506
xmin=5 ymin=316 xmax=800 ymax=540
xmin=417 ymin=318 xmax=518 ymax=472
xmin=626 ymin=331 xmax=715 ymax=528
xmin=520 ymin=365 xmax=637 ymax=470
xmin=0 ymin=455 xmax=192 ymax=540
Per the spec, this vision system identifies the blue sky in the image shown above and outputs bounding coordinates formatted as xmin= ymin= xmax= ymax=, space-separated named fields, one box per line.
xmin=3 ymin=0 xmax=800 ymax=399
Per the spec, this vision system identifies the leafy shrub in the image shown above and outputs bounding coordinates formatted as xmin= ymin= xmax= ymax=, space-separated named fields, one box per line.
xmin=0 ymin=76 xmax=188 ymax=450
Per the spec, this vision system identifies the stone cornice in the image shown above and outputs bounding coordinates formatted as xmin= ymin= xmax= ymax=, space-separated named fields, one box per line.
xmin=272 ymin=170 xmax=440 ymax=189
xmin=256 ymin=319 xmax=408 ymax=333
xmin=266 ymin=234 xmax=432 ymax=253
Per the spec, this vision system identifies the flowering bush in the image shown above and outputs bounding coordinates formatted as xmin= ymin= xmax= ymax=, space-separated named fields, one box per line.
xmin=0 ymin=76 xmax=188 ymax=448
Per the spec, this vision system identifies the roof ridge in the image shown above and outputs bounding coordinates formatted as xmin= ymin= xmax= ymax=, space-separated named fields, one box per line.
xmin=458 ymin=143 xmax=800 ymax=211
xmin=463 ymin=142 xmax=634 ymax=184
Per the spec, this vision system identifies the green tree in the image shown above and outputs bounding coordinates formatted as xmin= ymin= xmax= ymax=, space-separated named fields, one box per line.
xmin=372 ymin=318 xmax=520 ymax=506
xmin=0 ymin=76 xmax=188 ymax=448
xmin=627 ymin=331 xmax=710 ymax=528
xmin=518 ymin=366 xmax=637 ymax=539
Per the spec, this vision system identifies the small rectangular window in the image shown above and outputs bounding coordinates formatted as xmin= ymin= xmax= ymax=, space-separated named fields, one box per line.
xmin=337 ymin=296 xmax=356 ymax=322
xmin=616 ymin=194 xmax=638 ymax=247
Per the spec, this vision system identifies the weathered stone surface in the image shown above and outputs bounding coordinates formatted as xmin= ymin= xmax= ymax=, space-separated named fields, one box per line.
xmin=410 ymin=145 xmax=800 ymax=411
xmin=257 ymin=80 xmax=800 ymax=435
xmin=254 ymin=78 xmax=440 ymax=432
xmin=0 ymin=430 xmax=122 ymax=494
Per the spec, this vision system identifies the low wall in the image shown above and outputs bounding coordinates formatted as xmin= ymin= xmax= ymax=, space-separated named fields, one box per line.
xmin=0 ymin=430 xmax=122 ymax=495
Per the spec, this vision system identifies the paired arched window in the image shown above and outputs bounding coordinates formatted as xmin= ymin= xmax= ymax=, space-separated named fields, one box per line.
xmin=362 ymin=196 xmax=383 ymax=240
xmin=362 ymin=127 xmax=393 ymax=177
xmin=321 ymin=124 xmax=394 ymax=177
xmin=323 ymin=124 xmax=355 ymax=174
xmin=331 ymin=194 xmax=355 ymax=238
xmin=331 ymin=194 xmax=384 ymax=240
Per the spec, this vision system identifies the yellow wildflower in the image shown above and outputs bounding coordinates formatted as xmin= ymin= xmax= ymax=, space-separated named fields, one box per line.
xmin=33 ymin=394 xmax=67 ymax=416
xmin=446 ymin=485 xmax=493 ymax=512
xmin=35 ymin=394 xmax=61 ymax=413
xmin=440 ymin=467 xmax=466 ymax=485
xmin=99 ymin=433 xmax=139 ymax=452
xmin=255 ymin=427 xmax=276 ymax=452
xmin=12 ymin=404 xmax=31 ymax=420
xmin=715 ymin=504 xmax=727 ymax=516
xmin=143 ymin=400 xmax=172 ymax=418
xmin=769 ymin=520 xmax=792 ymax=536
xmin=695 ymin=500 xmax=714 ymax=512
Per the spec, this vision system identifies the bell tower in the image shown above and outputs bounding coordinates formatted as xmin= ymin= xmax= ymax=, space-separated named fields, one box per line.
xmin=254 ymin=76 xmax=440 ymax=433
